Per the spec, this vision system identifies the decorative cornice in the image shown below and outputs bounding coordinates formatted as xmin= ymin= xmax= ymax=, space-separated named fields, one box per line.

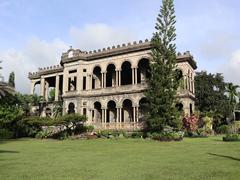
xmin=28 ymin=65 xmax=63 ymax=79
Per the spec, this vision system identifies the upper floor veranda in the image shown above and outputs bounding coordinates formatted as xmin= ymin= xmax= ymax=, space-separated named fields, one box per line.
xmin=28 ymin=39 xmax=197 ymax=102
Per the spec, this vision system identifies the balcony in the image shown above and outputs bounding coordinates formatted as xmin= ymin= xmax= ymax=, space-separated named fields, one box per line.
xmin=84 ymin=83 xmax=148 ymax=97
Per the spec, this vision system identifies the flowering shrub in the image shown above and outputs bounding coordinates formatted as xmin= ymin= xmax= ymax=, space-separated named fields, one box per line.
xmin=182 ymin=114 xmax=199 ymax=133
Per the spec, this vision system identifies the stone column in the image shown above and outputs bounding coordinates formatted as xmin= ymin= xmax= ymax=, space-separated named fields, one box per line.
xmin=135 ymin=68 xmax=138 ymax=84
xmin=88 ymin=74 xmax=92 ymax=90
xmin=119 ymin=70 xmax=121 ymax=86
xmin=119 ymin=107 xmax=122 ymax=123
xmin=55 ymin=75 xmax=59 ymax=101
xmin=133 ymin=107 xmax=136 ymax=123
xmin=89 ymin=109 xmax=93 ymax=123
xmin=132 ymin=68 xmax=135 ymax=84
xmin=104 ymin=109 xmax=107 ymax=123
xmin=136 ymin=106 xmax=139 ymax=122
xmin=45 ymin=81 xmax=49 ymax=102
xmin=104 ymin=72 xmax=107 ymax=88
xmin=101 ymin=109 xmax=105 ymax=123
xmin=30 ymin=80 xmax=35 ymax=95
xmin=116 ymin=70 xmax=119 ymax=87
xmin=116 ymin=108 xmax=119 ymax=123
xmin=101 ymin=73 xmax=104 ymax=88
xmin=40 ymin=77 xmax=45 ymax=97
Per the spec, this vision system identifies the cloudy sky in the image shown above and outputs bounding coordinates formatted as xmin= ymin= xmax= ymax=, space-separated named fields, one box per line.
xmin=0 ymin=0 xmax=239 ymax=93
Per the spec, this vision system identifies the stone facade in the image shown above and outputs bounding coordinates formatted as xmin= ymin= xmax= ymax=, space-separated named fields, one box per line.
xmin=28 ymin=39 xmax=197 ymax=130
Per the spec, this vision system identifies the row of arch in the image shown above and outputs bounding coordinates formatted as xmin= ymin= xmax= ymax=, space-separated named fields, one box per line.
xmin=92 ymin=58 xmax=151 ymax=89
xmin=92 ymin=98 xmax=148 ymax=123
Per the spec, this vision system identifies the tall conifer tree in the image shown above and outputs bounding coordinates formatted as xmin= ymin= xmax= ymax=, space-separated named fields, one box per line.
xmin=145 ymin=0 xmax=180 ymax=131
xmin=8 ymin=72 xmax=15 ymax=88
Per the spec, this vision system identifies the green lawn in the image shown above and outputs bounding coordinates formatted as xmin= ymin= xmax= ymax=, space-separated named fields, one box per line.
xmin=0 ymin=137 xmax=239 ymax=180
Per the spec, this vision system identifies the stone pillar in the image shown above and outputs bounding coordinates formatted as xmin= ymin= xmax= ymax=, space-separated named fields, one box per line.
xmin=30 ymin=80 xmax=35 ymax=95
xmin=89 ymin=109 xmax=93 ymax=123
xmin=104 ymin=72 xmax=107 ymax=88
xmin=88 ymin=74 xmax=92 ymax=90
xmin=119 ymin=107 xmax=122 ymax=123
xmin=133 ymin=107 xmax=136 ymax=123
xmin=193 ymin=77 xmax=195 ymax=94
xmin=136 ymin=106 xmax=139 ymax=122
xmin=55 ymin=75 xmax=59 ymax=101
xmin=119 ymin=70 xmax=121 ymax=86
xmin=132 ymin=68 xmax=135 ymax=84
xmin=40 ymin=77 xmax=45 ymax=97
xmin=101 ymin=73 xmax=104 ymax=88
xmin=135 ymin=68 xmax=138 ymax=84
xmin=116 ymin=70 xmax=119 ymax=87
xmin=116 ymin=108 xmax=119 ymax=123
xmin=104 ymin=109 xmax=107 ymax=123
xmin=101 ymin=109 xmax=105 ymax=123
xmin=45 ymin=81 xmax=49 ymax=102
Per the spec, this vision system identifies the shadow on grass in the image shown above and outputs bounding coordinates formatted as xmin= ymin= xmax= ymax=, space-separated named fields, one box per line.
xmin=0 ymin=150 xmax=19 ymax=153
xmin=208 ymin=153 xmax=240 ymax=162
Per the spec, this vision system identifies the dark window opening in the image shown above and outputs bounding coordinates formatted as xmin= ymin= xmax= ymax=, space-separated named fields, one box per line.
xmin=83 ymin=108 xmax=87 ymax=115
xmin=121 ymin=61 xmax=132 ymax=85
xmin=68 ymin=103 xmax=75 ymax=114
xmin=69 ymin=69 xmax=77 ymax=74
xmin=83 ymin=76 xmax=86 ymax=90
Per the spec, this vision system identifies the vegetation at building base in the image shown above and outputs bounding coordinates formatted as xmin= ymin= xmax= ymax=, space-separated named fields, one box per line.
xmin=195 ymin=71 xmax=240 ymax=141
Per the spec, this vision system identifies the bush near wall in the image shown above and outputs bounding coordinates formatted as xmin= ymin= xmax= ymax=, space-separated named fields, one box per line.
xmin=223 ymin=134 xmax=240 ymax=142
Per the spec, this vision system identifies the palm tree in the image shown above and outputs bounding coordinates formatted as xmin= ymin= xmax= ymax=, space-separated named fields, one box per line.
xmin=226 ymin=83 xmax=239 ymax=133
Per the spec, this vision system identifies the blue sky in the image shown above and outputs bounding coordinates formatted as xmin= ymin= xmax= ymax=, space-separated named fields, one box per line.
xmin=0 ymin=0 xmax=240 ymax=93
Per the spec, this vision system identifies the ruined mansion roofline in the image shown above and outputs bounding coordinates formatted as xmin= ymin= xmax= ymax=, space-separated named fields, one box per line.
xmin=28 ymin=39 xmax=197 ymax=80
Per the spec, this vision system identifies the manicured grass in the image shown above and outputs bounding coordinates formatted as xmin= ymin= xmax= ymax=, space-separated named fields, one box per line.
xmin=0 ymin=136 xmax=240 ymax=180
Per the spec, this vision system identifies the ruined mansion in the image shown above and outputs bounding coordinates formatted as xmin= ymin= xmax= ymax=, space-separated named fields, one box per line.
xmin=28 ymin=39 xmax=197 ymax=130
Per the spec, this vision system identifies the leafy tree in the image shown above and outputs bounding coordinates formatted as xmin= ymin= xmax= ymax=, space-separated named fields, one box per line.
xmin=8 ymin=72 xmax=15 ymax=88
xmin=226 ymin=83 xmax=239 ymax=133
xmin=145 ymin=0 xmax=180 ymax=132
xmin=195 ymin=71 xmax=232 ymax=129
xmin=53 ymin=101 xmax=63 ymax=118
xmin=49 ymin=88 xmax=55 ymax=102
xmin=55 ymin=113 xmax=87 ymax=136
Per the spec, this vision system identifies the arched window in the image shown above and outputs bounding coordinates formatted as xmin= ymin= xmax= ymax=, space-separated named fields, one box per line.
xmin=122 ymin=99 xmax=133 ymax=122
xmin=68 ymin=102 xmax=75 ymax=114
xmin=121 ymin=61 xmax=132 ymax=85
xmin=137 ymin=58 xmax=151 ymax=84
xmin=107 ymin=100 xmax=117 ymax=123
xmin=106 ymin=64 xmax=116 ymax=87
xmin=92 ymin=66 xmax=102 ymax=89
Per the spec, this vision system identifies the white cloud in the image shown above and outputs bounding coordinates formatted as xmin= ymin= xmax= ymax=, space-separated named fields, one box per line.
xmin=200 ymin=32 xmax=240 ymax=60
xmin=69 ymin=23 xmax=136 ymax=50
xmin=0 ymin=37 xmax=68 ymax=93
xmin=0 ymin=23 xmax=136 ymax=93
xmin=219 ymin=49 xmax=240 ymax=85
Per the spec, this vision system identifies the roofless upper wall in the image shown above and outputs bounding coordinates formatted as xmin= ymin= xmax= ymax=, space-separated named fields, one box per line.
xmin=28 ymin=39 xmax=197 ymax=80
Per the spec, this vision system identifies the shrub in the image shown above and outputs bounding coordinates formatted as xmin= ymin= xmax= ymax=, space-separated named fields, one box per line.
xmin=223 ymin=133 xmax=240 ymax=142
xmin=86 ymin=125 xmax=94 ymax=133
xmin=131 ymin=131 xmax=143 ymax=138
xmin=182 ymin=114 xmax=199 ymax=133
xmin=151 ymin=131 xmax=183 ymax=141
xmin=197 ymin=127 xmax=213 ymax=137
xmin=0 ymin=129 xmax=13 ymax=139
xmin=216 ymin=125 xmax=231 ymax=134
xmin=55 ymin=113 xmax=87 ymax=136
